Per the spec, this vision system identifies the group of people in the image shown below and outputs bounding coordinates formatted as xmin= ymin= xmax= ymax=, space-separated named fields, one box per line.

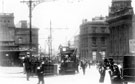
xmin=23 ymin=55 xmax=49 ymax=84
xmin=23 ymin=55 xmax=123 ymax=84
xmin=98 ymin=58 xmax=122 ymax=84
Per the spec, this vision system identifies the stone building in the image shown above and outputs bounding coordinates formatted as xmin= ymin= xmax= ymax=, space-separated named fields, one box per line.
xmin=79 ymin=17 xmax=110 ymax=62
xmin=0 ymin=13 xmax=39 ymax=66
xmin=107 ymin=0 xmax=135 ymax=62
xmin=74 ymin=35 xmax=80 ymax=57
xmin=0 ymin=13 xmax=19 ymax=66
xmin=0 ymin=13 xmax=15 ymax=41
xmin=15 ymin=20 xmax=39 ymax=57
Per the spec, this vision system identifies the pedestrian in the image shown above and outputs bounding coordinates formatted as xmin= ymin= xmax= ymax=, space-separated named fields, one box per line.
xmin=75 ymin=58 xmax=79 ymax=73
xmin=108 ymin=58 xmax=122 ymax=84
xmin=23 ymin=55 xmax=31 ymax=81
xmin=98 ymin=59 xmax=108 ymax=83
xmin=81 ymin=60 xmax=86 ymax=75
xmin=88 ymin=61 xmax=91 ymax=68
xmin=36 ymin=62 xmax=44 ymax=84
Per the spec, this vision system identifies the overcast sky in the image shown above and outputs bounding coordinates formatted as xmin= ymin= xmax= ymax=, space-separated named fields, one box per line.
xmin=0 ymin=0 xmax=135 ymax=52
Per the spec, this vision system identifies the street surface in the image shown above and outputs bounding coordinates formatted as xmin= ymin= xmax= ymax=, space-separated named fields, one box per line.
xmin=0 ymin=65 xmax=134 ymax=84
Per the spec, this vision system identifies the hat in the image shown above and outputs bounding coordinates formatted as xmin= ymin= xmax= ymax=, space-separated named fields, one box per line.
xmin=104 ymin=59 xmax=108 ymax=63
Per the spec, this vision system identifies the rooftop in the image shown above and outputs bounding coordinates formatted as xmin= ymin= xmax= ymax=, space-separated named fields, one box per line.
xmin=0 ymin=13 xmax=14 ymax=17
xmin=15 ymin=20 xmax=38 ymax=29
xmin=81 ymin=16 xmax=108 ymax=26
xmin=112 ymin=0 xmax=131 ymax=2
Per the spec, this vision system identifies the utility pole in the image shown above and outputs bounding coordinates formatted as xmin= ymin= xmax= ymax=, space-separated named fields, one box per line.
xmin=21 ymin=0 xmax=56 ymax=57
xmin=45 ymin=22 xmax=68 ymax=59
xmin=20 ymin=0 xmax=81 ymax=57
xmin=21 ymin=0 xmax=33 ymax=57
xmin=49 ymin=20 xmax=52 ymax=60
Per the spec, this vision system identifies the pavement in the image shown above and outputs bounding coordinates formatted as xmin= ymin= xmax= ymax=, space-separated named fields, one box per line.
xmin=0 ymin=66 xmax=134 ymax=84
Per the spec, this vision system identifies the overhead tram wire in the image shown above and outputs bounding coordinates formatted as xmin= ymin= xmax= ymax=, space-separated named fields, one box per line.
xmin=20 ymin=0 xmax=57 ymax=57
xmin=68 ymin=27 xmax=80 ymax=41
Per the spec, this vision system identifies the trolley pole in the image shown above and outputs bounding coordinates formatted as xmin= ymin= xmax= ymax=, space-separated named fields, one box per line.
xmin=21 ymin=0 xmax=56 ymax=57
xmin=49 ymin=20 xmax=52 ymax=60
xmin=20 ymin=0 xmax=81 ymax=58
xmin=29 ymin=0 xmax=32 ymax=55
xmin=21 ymin=0 xmax=35 ymax=57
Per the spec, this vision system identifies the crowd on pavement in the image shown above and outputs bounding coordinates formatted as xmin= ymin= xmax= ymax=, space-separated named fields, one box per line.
xmin=78 ymin=58 xmax=124 ymax=84
xmin=97 ymin=58 xmax=123 ymax=84
xmin=22 ymin=55 xmax=134 ymax=84
xmin=1 ymin=57 xmax=135 ymax=84
xmin=23 ymin=55 xmax=54 ymax=84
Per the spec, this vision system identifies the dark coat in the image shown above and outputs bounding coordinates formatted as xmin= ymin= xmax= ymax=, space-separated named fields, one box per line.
xmin=109 ymin=64 xmax=122 ymax=84
xmin=37 ymin=65 xmax=44 ymax=79
xmin=24 ymin=57 xmax=31 ymax=72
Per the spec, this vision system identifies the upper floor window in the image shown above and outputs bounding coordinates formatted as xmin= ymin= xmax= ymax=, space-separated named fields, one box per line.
xmin=84 ymin=27 xmax=88 ymax=33
xmin=101 ymin=27 xmax=106 ymax=33
xmin=101 ymin=37 xmax=105 ymax=45
xmin=4 ymin=20 xmax=6 ymax=23
xmin=18 ymin=37 xmax=23 ymax=44
xmin=92 ymin=37 xmax=96 ymax=45
xmin=92 ymin=27 xmax=97 ymax=33
xmin=8 ymin=20 xmax=10 ymax=23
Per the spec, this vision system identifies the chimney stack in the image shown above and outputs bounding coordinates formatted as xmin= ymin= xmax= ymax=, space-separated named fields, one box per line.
xmin=20 ymin=20 xmax=27 ymax=28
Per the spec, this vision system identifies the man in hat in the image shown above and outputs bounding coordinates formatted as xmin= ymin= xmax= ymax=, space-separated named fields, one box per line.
xmin=23 ymin=55 xmax=31 ymax=81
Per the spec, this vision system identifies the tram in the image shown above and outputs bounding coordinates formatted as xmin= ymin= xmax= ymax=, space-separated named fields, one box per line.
xmin=59 ymin=46 xmax=78 ymax=74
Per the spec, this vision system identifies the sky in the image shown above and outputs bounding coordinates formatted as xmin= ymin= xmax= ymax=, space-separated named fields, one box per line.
xmin=0 ymin=0 xmax=135 ymax=53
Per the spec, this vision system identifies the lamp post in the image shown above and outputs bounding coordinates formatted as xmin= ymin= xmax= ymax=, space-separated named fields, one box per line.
xmin=49 ymin=20 xmax=52 ymax=60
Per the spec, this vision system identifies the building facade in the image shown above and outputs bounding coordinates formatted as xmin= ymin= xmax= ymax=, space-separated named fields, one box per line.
xmin=0 ymin=13 xmax=15 ymax=41
xmin=0 ymin=13 xmax=19 ymax=66
xmin=15 ymin=20 xmax=39 ymax=57
xmin=0 ymin=13 xmax=39 ymax=66
xmin=79 ymin=17 xmax=110 ymax=62
xmin=107 ymin=0 xmax=135 ymax=63
xmin=74 ymin=35 xmax=80 ymax=57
